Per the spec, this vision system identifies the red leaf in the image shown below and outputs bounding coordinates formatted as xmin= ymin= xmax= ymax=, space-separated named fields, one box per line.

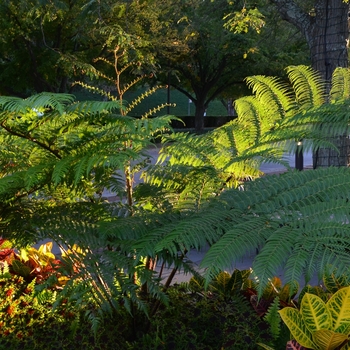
xmin=286 ymin=339 xmax=309 ymax=350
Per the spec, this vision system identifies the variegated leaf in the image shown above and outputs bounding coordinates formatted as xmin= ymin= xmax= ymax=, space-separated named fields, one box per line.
xmin=327 ymin=286 xmax=350 ymax=335
xmin=301 ymin=293 xmax=332 ymax=333
xmin=312 ymin=329 xmax=348 ymax=350
xmin=279 ymin=307 xmax=316 ymax=349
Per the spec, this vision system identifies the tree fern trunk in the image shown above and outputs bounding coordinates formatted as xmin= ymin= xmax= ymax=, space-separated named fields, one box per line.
xmin=313 ymin=133 xmax=350 ymax=168
xmin=271 ymin=0 xmax=350 ymax=168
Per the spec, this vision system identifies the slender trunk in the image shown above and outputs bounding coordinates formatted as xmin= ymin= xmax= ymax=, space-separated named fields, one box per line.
xmin=227 ymin=98 xmax=235 ymax=117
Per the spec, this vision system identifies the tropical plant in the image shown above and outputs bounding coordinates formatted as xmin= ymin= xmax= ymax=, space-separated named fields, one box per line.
xmin=1 ymin=63 xmax=350 ymax=338
xmin=279 ymin=286 xmax=350 ymax=350
xmin=0 ymin=90 xmax=176 ymax=320
xmin=127 ymin=65 xmax=350 ymax=292
xmin=0 ymin=239 xmax=62 ymax=285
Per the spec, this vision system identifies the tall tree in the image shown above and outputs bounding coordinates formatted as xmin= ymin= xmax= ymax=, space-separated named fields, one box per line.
xmin=268 ymin=0 xmax=350 ymax=167
xmin=0 ymin=0 xmax=104 ymax=95
xmin=270 ymin=0 xmax=349 ymax=83
xmin=151 ymin=0 xmax=265 ymax=132
xmin=0 ymin=0 xmax=152 ymax=96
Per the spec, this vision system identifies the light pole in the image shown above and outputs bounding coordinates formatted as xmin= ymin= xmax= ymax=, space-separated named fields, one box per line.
xmin=188 ymin=99 xmax=192 ymax=115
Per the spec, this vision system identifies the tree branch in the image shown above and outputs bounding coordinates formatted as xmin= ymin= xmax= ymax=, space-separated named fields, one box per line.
xmin=269 ymin=0 xmax=312 ymax=37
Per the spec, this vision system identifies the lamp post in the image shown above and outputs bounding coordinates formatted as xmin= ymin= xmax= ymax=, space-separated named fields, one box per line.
xmin=188 ymin=99 xmax=192 ymax=115
xmin=295 ymin=140 xmax=303 ymax=171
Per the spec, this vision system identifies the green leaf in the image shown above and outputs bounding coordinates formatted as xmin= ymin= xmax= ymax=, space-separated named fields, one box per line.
xmin=327 ymin=286 xmax=350 ymax=335
xmin=300 ymin=293 xmax=332 ymax=333
xmin=279 ymin=307 xmax=316 ymax=349
xmin=312 ymin=329 xmax=348 ymax=350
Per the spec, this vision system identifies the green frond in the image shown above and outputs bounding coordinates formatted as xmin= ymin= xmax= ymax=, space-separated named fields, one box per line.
xmin=264 ymin=296 xmax=281 ymax=340
xmin=234 ymin=96 xmax=263 ymax=141
xmin=0 ymin=96 xmax=31 ymax=114
xmin=330 ymin=67 xmax=350 ymax=101
xmin=286 ymin=65 xmax=325 ymax=108
xmin=25 ymin=93 xmax=75 ymax=114
xmin=0 ymin=93 xmax=74 ymax=115
xmin=245 ymin=75 xmax=295 ymax=122
xmin=73 ymin=81 xmax=117 ymax=102
xmin=194 ymin=167 xmax=350 ymax=293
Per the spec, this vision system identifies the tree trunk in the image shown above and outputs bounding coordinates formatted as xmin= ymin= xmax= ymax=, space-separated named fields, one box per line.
xmin=310 ymin=1 xmax=349 ymax=167
xmin=271 ymin=0 xmax=350 ymax=167
xmin=308 ymin=0 xmax=349 ymax=83
xmin=313 ymin=132 xmax=350 ymax=168
xmin=227 ymin=98 xmax=235 ymax=117
xmin=194 ymin=101 xmax=207 ymax=132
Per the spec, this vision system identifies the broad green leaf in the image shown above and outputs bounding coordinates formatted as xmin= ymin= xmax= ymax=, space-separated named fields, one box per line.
xmin=228 ymin=268 xmax=252 ymax=291
xmin=327 ymin=286 xmax=350 ymax=335
xmin=301 ymin=293 xmax=332 ymax=333
xmin=312 ymin=329 xmax=348 ymax=350
xmin=11 ymin=259 xmax=31 ymax=277
xmin=279 ymin=307 xmax=316 ymax=349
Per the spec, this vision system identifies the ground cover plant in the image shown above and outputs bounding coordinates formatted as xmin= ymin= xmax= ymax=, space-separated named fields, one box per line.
xmin=1 ymin=63 xmax=350 ymax=348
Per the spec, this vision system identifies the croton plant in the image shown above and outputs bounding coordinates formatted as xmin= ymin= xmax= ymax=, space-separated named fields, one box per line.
xmin=0 ymin=238 xmax=62 ymax=285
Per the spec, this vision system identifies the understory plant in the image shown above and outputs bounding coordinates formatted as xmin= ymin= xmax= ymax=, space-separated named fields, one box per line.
xmin=1 ymin=62 xmax=350 ymax=345
xmin=279 ymin=286 xmax=350 ymax=350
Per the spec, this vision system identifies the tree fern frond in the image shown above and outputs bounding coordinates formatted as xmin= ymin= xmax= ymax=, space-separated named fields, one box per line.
xmin=234 ymin=96 xmax=263 ymax=141
xmin=330 ymin=67 xmax=350 ymax=101
xmin=26 ymin=93 xmax=75 ymax=114
xmin=201 ymin=217 xmax=269 ymax=285
xmin=286 ymin=65 xmax=325 ymax=108
xmin=245 ymin=75 xmax=295 ymax=123
xmin=0 ymin=96 xmax=31 ymax=114
xmin=192 ymin=167 xmax=350 ymax=292
xmin=51 ymin=156 xmax=75 ymax=186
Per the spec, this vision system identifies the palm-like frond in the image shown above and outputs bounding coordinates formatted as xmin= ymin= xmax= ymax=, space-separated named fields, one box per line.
xmin=0 ymin=93 xmax=74 ymax=115
xmin=245 ymin=75 xmax=296 ymax=124
xmin=199 ymin=167 xmax=350 ymax=294
xmin=330 ymin=67 xmax=350 ymax=101
xmin=286 ymin=65 xmax=325 ymax=108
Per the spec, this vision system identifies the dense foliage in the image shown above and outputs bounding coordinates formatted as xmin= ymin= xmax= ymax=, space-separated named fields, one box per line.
xmin=1 ymin=64 xmax=350 ymax=348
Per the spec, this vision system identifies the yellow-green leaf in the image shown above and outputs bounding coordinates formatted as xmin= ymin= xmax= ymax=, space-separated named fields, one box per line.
xmin=279 ymin=307 xmax=316 ymax=349
xmin=312 ymin=329 xmax=348 ymax=350
xmin=327 ymin=286 xmax=350 ymax=335
xmin=301 ymin=293 xmax=332 ymax=333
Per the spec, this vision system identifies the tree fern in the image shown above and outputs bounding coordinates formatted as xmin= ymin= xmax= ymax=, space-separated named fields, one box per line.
xmin=2 ymin=64 xmax=350 ymax=323
xmin=286 ymin=65 xmax=325 ymax=108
